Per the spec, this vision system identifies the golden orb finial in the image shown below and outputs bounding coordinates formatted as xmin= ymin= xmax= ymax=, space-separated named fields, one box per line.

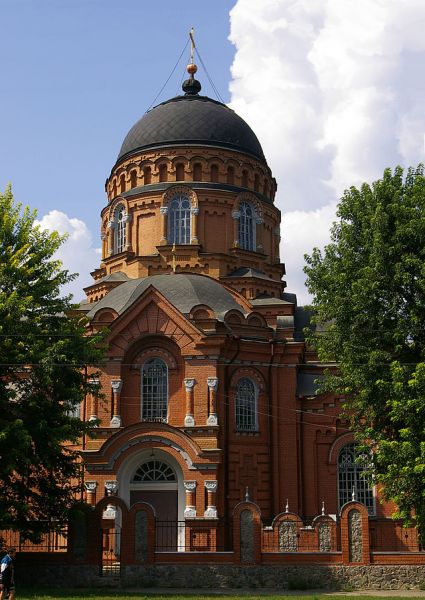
xmin=187 ymin=63 xmax=198 ymax=75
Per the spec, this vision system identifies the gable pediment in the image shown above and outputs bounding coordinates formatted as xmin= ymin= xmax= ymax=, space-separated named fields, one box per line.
xmin=106 ymin=285 xmax=202 ymax=356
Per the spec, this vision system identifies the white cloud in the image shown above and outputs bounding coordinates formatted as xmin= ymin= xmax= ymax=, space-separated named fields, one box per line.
xmin=229 ymin=0 xmax=425 ymax=303
xmin=35 ymin=210 xmax=100 ymax=302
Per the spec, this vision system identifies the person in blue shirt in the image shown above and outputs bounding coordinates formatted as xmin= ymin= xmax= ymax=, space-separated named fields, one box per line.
xmin=0 ymin=548 xmax=16 ymax=600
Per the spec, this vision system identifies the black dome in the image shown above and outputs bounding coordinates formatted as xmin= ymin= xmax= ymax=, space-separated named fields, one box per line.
xmin=117 ymin=95 xmax=265 ymax=162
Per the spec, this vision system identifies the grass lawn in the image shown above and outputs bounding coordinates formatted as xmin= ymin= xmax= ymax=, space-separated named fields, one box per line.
xmin=16 ymin=591 xmax=425 ymax=600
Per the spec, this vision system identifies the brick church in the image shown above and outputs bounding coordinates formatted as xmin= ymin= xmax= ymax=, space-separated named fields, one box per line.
xmin=75 ymin=61 xmax=399 ymax=551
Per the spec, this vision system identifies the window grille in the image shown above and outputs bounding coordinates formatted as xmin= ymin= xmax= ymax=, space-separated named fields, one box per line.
xmin=239 ymin=202 xmax=256 ymax=251
xmin=132 ymin=460 xmax=176 ymax=482
xmin=141 ymin=358 xmax=168 ymax=422
xmin=338 ymin=442 xmax=374 ymax=514
xmin=114 ymin=206 xmax=126 ymax=253
xmin=168 ymin=195 xmax=191 ymax=244
xmin=235 ymin=378 xmax=257 ymax=431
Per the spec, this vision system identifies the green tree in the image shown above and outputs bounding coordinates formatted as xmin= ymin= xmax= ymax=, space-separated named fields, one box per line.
xmin=304 ymin=165 xmax=425 ymax=537
xmin=0 ymin=187 xmax=103 ymax=541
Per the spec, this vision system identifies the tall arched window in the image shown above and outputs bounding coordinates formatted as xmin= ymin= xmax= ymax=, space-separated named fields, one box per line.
xmin=175 ymin=163 xmax=185 ymax=181
xmin=254 ymin=173 xmax=260 ymax=192
xmin=239 ymin=202 xmax=256 ymax=251
xmin=119 ymin=174 xmax=126 ymax=194
xmin=211 ymin=164 xmax=219 ymax=182
xmin=141 ymin=358 xmax=168 ymax=422
xmin=227 ymin=166 xmax=235 ymax=185
xmin=143 ymin=166 xmax=151 ymax=185
xmin=235 ymin=378 xmax=257 ymax=431
xmin=241 ymin=169 xmax=249 ymax=188
xmin=193 ymin=163 xmax=202 ymax=181
xmin=168 ymin=195 xmax=191 ymax=244
xmin=114 ymin=205 xmax=126 ymax=254
xmin=130 ymin=170 xmax=137 ymax=188
xmin=338 ymin=443 xmax=374 ymax=514
xmin=159 ymin=164 xmax=168 ymax=182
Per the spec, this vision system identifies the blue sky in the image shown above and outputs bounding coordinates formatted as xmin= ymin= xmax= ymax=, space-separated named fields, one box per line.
xmin=2 ymin=0 xmax=425 ymax=303
xmin=1 ymin=0 xmax=235 ymax=237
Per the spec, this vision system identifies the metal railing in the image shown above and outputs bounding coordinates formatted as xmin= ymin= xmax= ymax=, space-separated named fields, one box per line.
xmin=0 ymin=528 xmax=68 ymax=553
xmin=369 ymin=520 xmax=423 ymax=552
xmin=101 ymin=528 xmax=121 ymax=576
xmin=155 ymin=520 xmax=233 ymax=552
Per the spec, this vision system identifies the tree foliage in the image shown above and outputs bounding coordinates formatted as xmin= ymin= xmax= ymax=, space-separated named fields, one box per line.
xmin=304 ymin=165 xmax=425 ymax=536
xmin=0 ymin=187 xmax=103 ymax=540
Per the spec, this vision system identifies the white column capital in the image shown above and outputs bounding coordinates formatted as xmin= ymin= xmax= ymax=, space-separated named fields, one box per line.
xmin=184 ymin=378 xmax=196 ymax=391
xmin=84 ymin=481 xmax=97 ymax=492
xmin=160 ymin=206 xmax=168 ymax=215
xmin=207 ymin=377 xmax=218 ymax=391
xmin=111 ymin=379 xmax=122 ymax=393
xmin=184 ymin=480 xmax=197 ymax=492
xmin=204 ymin=480 xmax=218 ymax=492
xmin=190 ymin=206 xmax=199 ymax=215
xmin=108 ymin=219 xmax=116 ymax=229
xmin=232 ymin=210 xmax=241 ymax=220
xmin=105 ymin=480 xmax=119 ymax=495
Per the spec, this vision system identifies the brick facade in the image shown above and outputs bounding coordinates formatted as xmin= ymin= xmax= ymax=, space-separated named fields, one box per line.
xmin=27 ymin=71 xmax=421 ymax=573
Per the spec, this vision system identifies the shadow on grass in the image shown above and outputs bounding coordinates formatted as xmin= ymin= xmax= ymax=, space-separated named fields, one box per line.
xmin=16 ymin=590 xmax=425 ymax=600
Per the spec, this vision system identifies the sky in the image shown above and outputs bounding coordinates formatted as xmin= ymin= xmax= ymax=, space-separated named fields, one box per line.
xmin=2 ymin=0 xmax=425 ymax=304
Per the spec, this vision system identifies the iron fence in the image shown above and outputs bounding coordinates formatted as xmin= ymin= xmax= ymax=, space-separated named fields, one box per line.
xmin=369 ymin=520 xmax=423 ymax=552
xmin=155 ymin=520 xmax=233 ymax=552
xmin=0 ymin=528 xmax=68 ymax=553
xmin=101 ymin=528 xmax=121 ymax=576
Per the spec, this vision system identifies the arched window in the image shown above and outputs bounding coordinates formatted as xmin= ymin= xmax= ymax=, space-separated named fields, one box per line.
xmin=130 ymin=170 xmax=137 ymax=188
xmin=254 ymin=173 xmax=260 ymax=192
xmin=132 ymin=460 xmax=176 ymax=482
xmin=141 ymin=358 xmax=168 ymax=422
xmin=263 ymin=180 xmax=269 ymax=198
xmin=143 ymin=166 xmax=151 ymax=185
xmin=211 ymin=164 xmax=219 ymax=182
xmin=235 ymin=378 xmax=257 ymax=431
xmin=175 ymin=163 xmax=185 ymax=181
xmin=168 ymin=195 xmax=191 ymax=244
xmin=241 ymin=169 xmax=249 ymax=188
xmin=159 ymin=164 xmax=168 ymax=183
xmin=114 ymin=205 xmax=126 ymax=254
xmin=239 ymin=202 xmax=256 ymax=251
xmin=227 ymin=166 xmax=235 ymax=185
xmin=338 ymin=442 xmax=374 ymax=514
xmin=119 ymin=174 xmax=126 ymax=194
xmin=193 ymin=163 xmax=202 ymax=181
xmin=112 ymin=180 xmax=117 ymax=198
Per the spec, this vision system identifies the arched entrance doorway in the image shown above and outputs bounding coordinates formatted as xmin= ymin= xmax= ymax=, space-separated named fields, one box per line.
xmin=129 ymin=458 xmax=178 ymax=521
xmin=117 ymin=447 xmax=186 ymax=550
